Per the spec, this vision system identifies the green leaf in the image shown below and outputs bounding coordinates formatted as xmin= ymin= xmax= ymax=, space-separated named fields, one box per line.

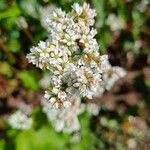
xmin=0 ymin=140 xmax=5 ymax=150
xmin=8 ymin=39 xmax=21 ymax=53
xmin=32 ymin=107 xmax=48 ymax=129
xmin=0 ymin=0 xmax=6 ymax=11
xmin=15 ymin=127 xmax=69 ymax=150
xmin=15 ymin=130 xmax=35 ymax=150
xmin=92 ymin=0 xmax=106 ymax=26
xmin=109 ymin=0 xmax=117 ymax=7
xmin=0 ymin=4 xmax=21 ymax=19
xmin=18 ymin=70 xmax=39 ymax=91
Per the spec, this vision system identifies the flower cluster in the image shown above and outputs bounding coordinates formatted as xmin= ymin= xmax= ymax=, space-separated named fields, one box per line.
xmin=106 ymin=13 xmax=125 ymax=31
xmin=26 ymin=3 xmax=127 ymax=133
xmin=101 ymin=57 xmax=127 ymax=90
xmin=41 ymin=97 xmax=84 ymax=133
xmin=27 ymin=3 xmax=126 ymax=111
xmin=40 ymin=58 xmax=126 ymax=133
xmin=8 ymin=110 xmax=32 ymax=130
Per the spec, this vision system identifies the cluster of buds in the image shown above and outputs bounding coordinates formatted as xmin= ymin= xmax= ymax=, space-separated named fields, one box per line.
xmin=27 ymin=3 xmax=123 ymax=109
xmin=27 ymin=3 xmax=126 ymax=110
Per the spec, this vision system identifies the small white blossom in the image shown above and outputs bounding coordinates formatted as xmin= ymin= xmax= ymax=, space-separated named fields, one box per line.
xmin=39 ymin=74 xmax=51 ymax=89
xmin=87 ymin=103 xmax=100 ymax=116
xmin=127 ymin=138 xmax=137 ymax=149
xmin=135 ymin=0 xmax=149 ymax=12
xmin=39 ymin=4 xmax=57 ymax=30
xmin=27 ymin=41 xmax=69 ymax=72
xmin=70 ymin=133 xmax=81 ymax=143
xmin=8 ymin=110 xmax=32 ymax=130
xmin=71 ymin=2 xmax=96 ymax=27
xmin=106 ymin=13 xmax=125 ymax=31
xmin=103 ymin=66 xmax=127 ymax=90
xmin=44 ymin=90 xmax=71 ymax=109
xmin=65 ymin=65 xmax=102 ymax=99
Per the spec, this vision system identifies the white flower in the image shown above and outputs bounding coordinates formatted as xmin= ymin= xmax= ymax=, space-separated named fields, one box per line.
xmin=79 ymin=28 xmax=99 ymax=54
xmin=44 ymin=90 xmax=71 ymax=109
xmin=103 ymin=66 xmax=127 ymax=90
xmin=72 ymin=3 xmax=83 ymax=15
xmin=58 ymin=91 xmax=67 ymax=100
xmin=64 ymin=65 xmax=102 ymax=99
xmin=27 ymin=41 xmax=69 ymax=72
xmin=8 ymin=110 xmax=32 ymax=130
xmin=135 ymin=0 xmax=149 ymax=12
xmin=39 ymin=74 xmax=51 ymax=89
xmin=106 ymin=13 xmax=125 ymax=31
xmin=99 ymin=55 xmax=111 ymax=72
xmin=70 ymin=133 xmax=81 ymax=143
xmin=39 ymin=4 xmax=57 ymax=30
xmin=72 ymin=2 xmax=96 ymax=27
xmin=87 ymin=103 xmax=100 ymax=116
xmin=41 ymin=97 xmax=83 ymax=133
xmin=27 ymin=2 xmax=126 ymax=110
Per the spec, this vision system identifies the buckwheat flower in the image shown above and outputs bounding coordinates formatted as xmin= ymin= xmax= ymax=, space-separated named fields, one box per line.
xmin=64 ymin=65 xmax=102 ymax=99
xmin=27 ymin=2 xmax=126 ymax=110
xmin=47 ymin=8 xmax=66 ymax=25
xmin=8 ymin=110 xmax=32 ymax=130
xmin=71 ymin=2 xmax=96 ymax=27
xmin=39 ymin=74 xmax=51 ymax=89
xmin=99 ymin=55 xmax=112 ymax=72
xmin=103 ymin=66 xmax=127 ymax=90
xmin=39 ymin=4 xmax=57 ymax=30
xmin=50 ymin=75 xmax=62 ymax=88
xmin=47 ymin=13 xmax=80 ymax=52
xmin=46 ymin=8 xmax=68 ymax=38
xmin=41 ymin=97 xmax=83 ymax=133
xmin=44 ymin=90 xmax=71 ymax=108
xmin=27 ymin=41 xmax=51 ymax=69
xmin=99 ymin=55 xmax=127 ymax=90
xmin=79 ymin=28 xmax=99 ymax=54
xmin=27 ymin=41 xmax=69 ymax=72
xmin=135 ymin=0 xmax=149 ymax=12
xmin=18 ymin=103 xmax=33 ymax=115
xmin=106 ymin=13 xmax=125 ymax=31
xmin=87 ymin=103 xmax=100 ymax=116
xmin=70 ymin=133 xmax=81 ymax=143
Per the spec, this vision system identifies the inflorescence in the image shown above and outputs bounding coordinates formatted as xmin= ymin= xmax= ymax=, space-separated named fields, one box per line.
xmin=27 ymin=3 xmax=126 ymax=109
xmin=9 ymin=2 xmax=127 ymax=133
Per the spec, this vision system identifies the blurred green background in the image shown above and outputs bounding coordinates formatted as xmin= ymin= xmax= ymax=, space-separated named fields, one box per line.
xmin=0 ymin=0 xmax=150 ymax=149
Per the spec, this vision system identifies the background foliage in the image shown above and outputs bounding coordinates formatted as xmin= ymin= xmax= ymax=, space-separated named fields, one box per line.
xmin=0 ymin=0 xmax=150 ymax=149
